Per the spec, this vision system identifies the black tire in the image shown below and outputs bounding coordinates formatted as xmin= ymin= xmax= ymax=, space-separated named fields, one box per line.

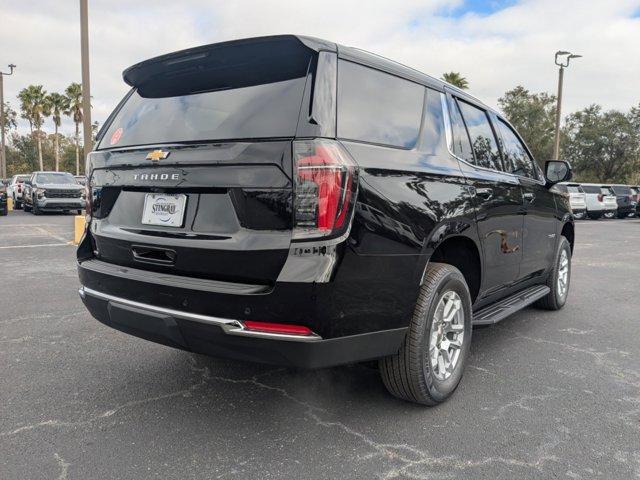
xmin=32 ymin=201 xmax=41 ymax=215
xmin=379 ymin=263 xmax=472 ymax=406
xmin=0 ymin=205 xmax=7 ymax=216
xmin=535 ymin=236 xmax=571 ymax=310
xmin=23 ymin=201 xmax=32 ymax=212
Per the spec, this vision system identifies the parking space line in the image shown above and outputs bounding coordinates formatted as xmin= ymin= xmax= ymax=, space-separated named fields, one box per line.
xmin=0 ymin=243 xmax=71 ymax=250
xmin=34 ymin=226 xmax=71 ymax=244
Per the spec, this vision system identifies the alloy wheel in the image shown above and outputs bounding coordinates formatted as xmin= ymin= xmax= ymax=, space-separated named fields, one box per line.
xmin=428 ymin=291 xmax=465 ymax=381
xmin=557 ymin=249 xmax=569 ymax=299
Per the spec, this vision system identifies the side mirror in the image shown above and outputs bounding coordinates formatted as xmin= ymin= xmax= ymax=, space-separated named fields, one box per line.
xmin=545 ymin=160 xmax=572 ymax=186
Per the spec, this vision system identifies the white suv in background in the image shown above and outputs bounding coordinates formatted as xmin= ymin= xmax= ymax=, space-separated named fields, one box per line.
xmin=580 ymin=184 xmax=618 ymax=219
xmin=6 ymin=174 xmax=30 ymax=209
xmin=554 ymin=183 xmax=587 ymax=219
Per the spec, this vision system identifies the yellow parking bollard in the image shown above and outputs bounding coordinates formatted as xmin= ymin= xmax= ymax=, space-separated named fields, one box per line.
xmin=7 ymin=197 xmax=13 ymax=211
xmin=74 ymin=215 xmax=86 ymax=245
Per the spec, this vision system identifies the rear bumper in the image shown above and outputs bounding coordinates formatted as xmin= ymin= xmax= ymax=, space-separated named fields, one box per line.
xmin=617 ymin=205 xmax=635 ymax=215
xmin=79 ymin=285 xmax=407 ymax=368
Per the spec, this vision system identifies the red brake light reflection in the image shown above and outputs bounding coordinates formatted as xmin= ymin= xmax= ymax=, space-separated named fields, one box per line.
xmin=243 ymin=321 xmax=314 ymax=336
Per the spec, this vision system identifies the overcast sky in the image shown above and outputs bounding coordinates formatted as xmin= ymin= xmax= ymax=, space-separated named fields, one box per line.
xmin=1 ymin=0 xmax=639 ymax=136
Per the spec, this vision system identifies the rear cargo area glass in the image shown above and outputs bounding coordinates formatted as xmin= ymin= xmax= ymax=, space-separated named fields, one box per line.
xmin=99 ymin=39 xmax=314 ymax=149
xmin=100 ymin=79 xmax=307 ymax=149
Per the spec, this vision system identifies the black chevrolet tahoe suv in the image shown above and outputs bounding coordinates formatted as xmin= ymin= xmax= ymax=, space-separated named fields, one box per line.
xmin=78 ymin=35 xmax=574 ymax=405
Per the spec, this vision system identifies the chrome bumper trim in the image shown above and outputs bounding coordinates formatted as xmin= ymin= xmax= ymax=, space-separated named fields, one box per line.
xmin=79 ymin=286 xmax=322 ymax=343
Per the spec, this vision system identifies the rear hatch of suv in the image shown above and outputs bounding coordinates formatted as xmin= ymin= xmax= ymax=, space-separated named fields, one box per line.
xmin=85 ymin=36 xmax=323 ymax=286
xmin=565 ymin=184 xmax=586 ymax=209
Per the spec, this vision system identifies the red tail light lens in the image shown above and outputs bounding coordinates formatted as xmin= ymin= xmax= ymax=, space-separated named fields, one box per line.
xmin=293 ymin=140 xmax=357 ymax=241
xmin=243 ymin=320 xmax=314 ymax=336
xmin=597 ymin=194 xmax=604 ymax=202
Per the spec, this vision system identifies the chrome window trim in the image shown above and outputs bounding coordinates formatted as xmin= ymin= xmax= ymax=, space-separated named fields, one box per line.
xmin=440 ymin=92 xmax=545 ymax=185
xmin=79 ymin=286 xmax=322 ymax=342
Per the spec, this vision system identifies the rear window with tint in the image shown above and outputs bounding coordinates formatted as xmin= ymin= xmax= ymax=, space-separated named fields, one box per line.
xmin=337 ymin=61 xmax=424 ymax=148
xmin=581 ymin=185 xmax=602 ymax=194
xmin=612 ymin=185 xmax=632 ymax=195
xmin=99 ymin=78 xmax=307 ymax=149
xmin=566 ymin=185 xmax=583 ymax=193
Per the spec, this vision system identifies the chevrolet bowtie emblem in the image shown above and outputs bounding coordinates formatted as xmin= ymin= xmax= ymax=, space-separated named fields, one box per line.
xmin=146 ymin=149 xmax=170 ymax=161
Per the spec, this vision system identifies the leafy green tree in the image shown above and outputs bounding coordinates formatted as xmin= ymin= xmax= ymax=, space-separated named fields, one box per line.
xmin=498 ymin=86 xmax=556 ymax=167
xmin=7 ymin=133 xmax=39 ymax=175
xmin=2 ymin=102 xmax=18 ymax=138
xmin=18 ymin=85 xmax=49 ymax=170
xmin=441 ymin=72 xmax=469 ymax=90
xmin=563 ymin=104 xmax=640 ymax=183
xmin=64 ymin=83 xmax=83 ymax=176
xmin=45 ymin=92 xmax=69 ymax=172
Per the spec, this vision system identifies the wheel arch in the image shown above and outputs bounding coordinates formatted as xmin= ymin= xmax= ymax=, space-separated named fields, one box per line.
xmin=420 ymin=222 xmax=483 ymax=304
xmin=561 ymin=221 xmax=575 ymax=252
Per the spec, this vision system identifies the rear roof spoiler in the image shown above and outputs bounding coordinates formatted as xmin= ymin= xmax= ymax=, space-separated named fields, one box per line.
xmin=122 ymin=35 xmax=337 ymax=97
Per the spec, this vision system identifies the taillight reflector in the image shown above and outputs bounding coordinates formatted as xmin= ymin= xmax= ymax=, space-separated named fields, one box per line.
xmin=243 ymin=321 xmax=314 ymax=336
xmin=293 ymin=139 xmax=357 ymax=240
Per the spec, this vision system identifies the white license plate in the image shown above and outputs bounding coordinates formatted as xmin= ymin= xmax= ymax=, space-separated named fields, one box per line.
xmin=141 ymin=193 xmax=187 ymax=227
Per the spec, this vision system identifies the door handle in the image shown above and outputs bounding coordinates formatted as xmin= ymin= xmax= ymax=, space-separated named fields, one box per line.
xmin=475 ymin=188 xmax=493 ymax=200
xmin=523 ymin=192 xmax=535 ymax=203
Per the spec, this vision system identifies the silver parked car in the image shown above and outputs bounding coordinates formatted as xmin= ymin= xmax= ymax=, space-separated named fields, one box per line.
xmin=579 ymin=184 xmax=618 ymax=219
xmin=554 ymin=183 xmax=587 ymax=219
xmin=22 ymin=171 xmax=86 ymax=215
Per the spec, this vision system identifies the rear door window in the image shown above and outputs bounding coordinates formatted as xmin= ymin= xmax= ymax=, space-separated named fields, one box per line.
xmin=456 ymin=99 xmax=502 ymax=171
xmin=337 ymin=60 xmax=424 ymax=148
xmin=496 ymin=119 xmax=536 ymax=179
xmin=447 ymin=97 xmax=475 ymax=163
xmin=566 ymin=185 xmax=582 ymax=193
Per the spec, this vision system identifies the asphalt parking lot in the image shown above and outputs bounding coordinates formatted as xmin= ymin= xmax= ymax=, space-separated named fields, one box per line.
xmin=1 ymin=210 xmax=639 ymax=479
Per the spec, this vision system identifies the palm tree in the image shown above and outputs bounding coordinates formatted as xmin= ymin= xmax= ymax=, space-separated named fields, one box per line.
xmin=441 ymin=72 xmax=469 ymax=90
xmin=45 ymin=92 xmax=69 ymax=172
xmin=18 ymin=85 xmax=49 ymax=170
xmin=65 ymin=83 xmax=83 ymax=176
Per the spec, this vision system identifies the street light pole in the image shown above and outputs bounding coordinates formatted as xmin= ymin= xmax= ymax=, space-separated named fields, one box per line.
xmin=0 ymin=64 xmax=16 ymax=180
xmin=79 ymin=0 xmax=92 ymax=175
xmin=553 ymin=51 xmax=581 ymax=160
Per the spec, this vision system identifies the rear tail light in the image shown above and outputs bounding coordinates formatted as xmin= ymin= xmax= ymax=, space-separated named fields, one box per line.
xmin=85 ymin=183 xmax=92 ymax=216
xmin=243 ymin=320 xmax=314 ymax=336
xmin=293 ymin=139 xmax=357 ymax=241
xmin=597 ymin=194 xmax=604 ymax=202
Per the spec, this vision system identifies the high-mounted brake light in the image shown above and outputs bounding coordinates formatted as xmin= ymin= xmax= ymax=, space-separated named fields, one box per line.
xmin=293 ymin=140 xmax=357 ymax=241
xmin=243 ymin=321 xmax=314 ymax=336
